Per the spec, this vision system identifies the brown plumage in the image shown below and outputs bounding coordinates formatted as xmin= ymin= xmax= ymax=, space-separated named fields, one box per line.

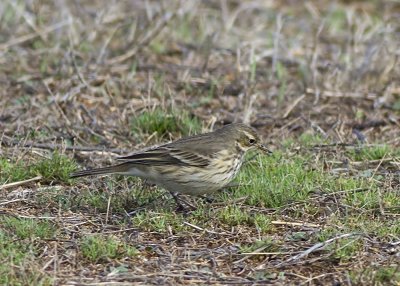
xmin=70 ymin=123 xmax=271 ymax=195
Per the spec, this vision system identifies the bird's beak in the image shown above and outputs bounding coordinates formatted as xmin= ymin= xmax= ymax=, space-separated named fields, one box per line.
xmin=257 ymin=143 xmax=273 ymax=154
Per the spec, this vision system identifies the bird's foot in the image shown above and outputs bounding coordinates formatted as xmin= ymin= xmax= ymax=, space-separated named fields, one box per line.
xmin=199 ymin=195 xmax=215 ymax=203
xmin=169 ymin=192 xmax=196 ymax=213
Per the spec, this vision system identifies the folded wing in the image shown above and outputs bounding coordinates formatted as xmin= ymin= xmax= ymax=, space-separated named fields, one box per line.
xmin=117 ymin=147 xmax=210 ymax=167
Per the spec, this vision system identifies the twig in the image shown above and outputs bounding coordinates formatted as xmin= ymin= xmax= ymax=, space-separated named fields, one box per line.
xmin=283 ymin=94 xmax=305 ymax=119
xmin=317 ymin=188 xmax=369 ymax=198
xmin=350 ymin=157 xmax=397 ymax=165
xmin=1 ymin=140 xmax=126 ymax=155
xmin=271 ymin=220 xmax=320 ymax=228
xmin=309 ymin=143 xmax=393 ymax=151
xmin=309 ymin=142 xmax=355 ymax=149
xmin=239 ymin=251 xmax=292 ymax=256
xmin=0 ymin=176 xmax=42 ymax=190
xmin=97 ymin=24 xmax=122 ymax=64
xmin=306 ymin=88 xmax=377 ymax=100
xmin=0 ymin=20 xmax=71 ymax=51
xmin=233 ymin=244 xmax=275 ymax=264
xmin=183 ymin=221 xmax=228 ymax=236
xmin=6 ymin=0 xmax=47 ymax=42
xmin=106 ymin=194 xmax=112 ymax=225
xmin=101 ymin=227 xmax=138 ymax=234
xmin=300 ymin=273 xmax=338 ymax=285
xmin=390 ymin=240 xmax=400 ymax=246
xmin=271 ymin=188 xmax=370 ymax=211
xmin=277 ymin=233 xmax=360 ymax=266
xmin=0 ymin=198 xmax=28 ymax=206
xmin=370 ymin=154 xmax=387 ymax=215
xmin=272 ymin=13 xmax=283 ymax=77
xmin=107 ymin=11 xmax=176 ymax=65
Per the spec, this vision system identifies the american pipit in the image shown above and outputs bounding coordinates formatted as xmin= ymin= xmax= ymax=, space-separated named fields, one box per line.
xmin=70 ymin=123 xmax=270 ymax=199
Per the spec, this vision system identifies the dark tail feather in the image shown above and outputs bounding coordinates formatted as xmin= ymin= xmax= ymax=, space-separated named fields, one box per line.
xmin=70 ymin=163 xmax=129 ymax=178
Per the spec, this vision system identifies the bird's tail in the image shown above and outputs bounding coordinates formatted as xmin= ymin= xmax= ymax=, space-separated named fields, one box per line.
xmin=70 ymin=163 xmax=130 ymax=178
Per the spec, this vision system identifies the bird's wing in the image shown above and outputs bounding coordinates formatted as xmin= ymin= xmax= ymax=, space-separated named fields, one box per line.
xmin=116 ymin=146 xmax=210 ymax=167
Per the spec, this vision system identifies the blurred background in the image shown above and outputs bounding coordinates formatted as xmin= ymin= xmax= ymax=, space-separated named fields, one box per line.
xmin=0 ymin=1 xmax=399 ymax=285
xmin=1 ymin=0 xmax=399 ymax=149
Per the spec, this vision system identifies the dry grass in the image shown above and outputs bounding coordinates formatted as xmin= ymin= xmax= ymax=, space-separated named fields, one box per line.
xmin=0 ymin=1 xmax=399 ymax=285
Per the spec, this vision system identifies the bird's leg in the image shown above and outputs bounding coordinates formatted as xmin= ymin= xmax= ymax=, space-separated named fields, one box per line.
xmin=169 ymin=191 xmax=186 ymax=211
xmin=169 ymin=191 xmax=196 ymax=212
xmin=199 ymin=195 xmax=214 ymax=203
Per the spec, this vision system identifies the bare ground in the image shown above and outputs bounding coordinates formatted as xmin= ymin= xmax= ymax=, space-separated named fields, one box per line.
xmin=0 ymin=1 xmax=399 ymax=285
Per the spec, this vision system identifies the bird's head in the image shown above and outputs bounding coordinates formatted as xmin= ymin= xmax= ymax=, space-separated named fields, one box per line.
xmin=221 ymin=123 xmax=272 ymax=154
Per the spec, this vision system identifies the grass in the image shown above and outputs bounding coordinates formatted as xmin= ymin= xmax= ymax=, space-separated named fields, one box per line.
xmin=107 ymin=141 xmax=397 ymax=240
xmin=355 ymin=266 xmax=400 ymax=285
xmin=1 ymin=217 xmax=56 ymax=240
xmin=0 ymin=152 xmax=77 ymax=184
xmin=347 ymin=144 xmax=396 ymax=161
xmin=66 ymin=178 xmax=165 ymax=213
xmin=130 ymin=211 xmax=187 ymax=232
xmin=225 ymin=150 xmax=368 ymax=210
xmin=1 ymin=0 xmax=400 ymax=284
xmin=217 ymin=206 xmax=272 ymax=233
xmin=80 ymin=235 xmax=138 ymax=263
xmin=1 ymin=138 xmax=398 ymax=285
xmin=239 ymin=238 xmax=278 ymax=254
xmin=0 ymin=218 xmax=55 ymax=285
xmin=130 ymin=107 xmax=202 ymax=139
xmin=0 ymin=232 xmax=53 ymax=285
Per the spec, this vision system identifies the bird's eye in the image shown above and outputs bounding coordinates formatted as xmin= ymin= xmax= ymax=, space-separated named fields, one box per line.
xmin=249 ymin=138 xmax=256 ymax=144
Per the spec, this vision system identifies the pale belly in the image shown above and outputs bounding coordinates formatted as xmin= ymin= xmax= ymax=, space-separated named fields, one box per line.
xmin=121 ymin=155 xmax=244 ymax=195
xmin=157 ymin=158 xmax=243 ymax=195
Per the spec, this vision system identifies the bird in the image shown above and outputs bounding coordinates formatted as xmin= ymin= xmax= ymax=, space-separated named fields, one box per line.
xmin=70 ymin=123 xmax=271 ymax=200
